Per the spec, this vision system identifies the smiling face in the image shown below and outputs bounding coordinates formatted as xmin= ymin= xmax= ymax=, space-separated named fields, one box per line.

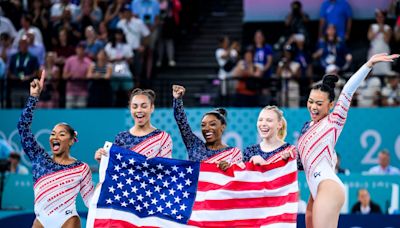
xmin=201 ymin=114 xmax=225 ymax=144
xmin=257 ymin=109 xmax=282 ymax=140
xmin=49 ymin=124 xmax=74 ymax=156
xmin=307 ymin=89 xmax=334 ymax=122
xmin=130 ymin=94 xmax=154 ymax=127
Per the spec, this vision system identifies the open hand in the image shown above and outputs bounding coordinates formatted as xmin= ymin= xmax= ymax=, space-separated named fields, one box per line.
xmin=366 ymin=53 xmax=399 ymax=68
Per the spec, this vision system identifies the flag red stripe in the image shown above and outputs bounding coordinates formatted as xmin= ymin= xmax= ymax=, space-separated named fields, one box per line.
xmin=188 ymin=213 xmax=297 ymax=227
xmin=193 ymin=192 xmax=298 ymax=210
xmin=199 ymin=158 xmax=295 ymax=175
xmin=94 ymin=219 xmax=159 ymax=228
xmin=197 ymin=171 xmax=297 ymax=191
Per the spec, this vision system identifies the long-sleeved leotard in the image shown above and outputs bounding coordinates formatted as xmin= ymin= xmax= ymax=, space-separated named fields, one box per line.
xmin=173 ymin=98 xmax=242 ymax=164
xmin=297 ymin=64 xmax=371 ymax=198
xmin=243 ymin=143 xmax=296 ymax=163
xmin=114 ymin=129 xmax=172 ymax=158
xmin=17 ymin=96 xmax=94 ymax=228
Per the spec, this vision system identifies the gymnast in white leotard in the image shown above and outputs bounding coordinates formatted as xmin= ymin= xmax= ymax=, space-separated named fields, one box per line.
xmin=17 ymin=72 xmax=94 ymax=228
xmin=297 ymin=53 xmax=399 ymax=228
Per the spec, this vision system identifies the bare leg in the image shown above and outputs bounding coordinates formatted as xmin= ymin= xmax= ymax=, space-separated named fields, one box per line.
xmin=62 ymin=216 xmax=81 ymax=228
xmin=312 ymin=180 xmax=345 ymax=228
xmin=305 ymin=195 xmax=314 ymax=228
xmin=32 ymin=218 xmax=44 ymax=228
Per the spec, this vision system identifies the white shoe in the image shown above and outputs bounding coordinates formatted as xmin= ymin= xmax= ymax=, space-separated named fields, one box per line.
xmin=169 ymin=60 xmax=176 ymax=67
xmin=156 ymin=61 xmax=162 ymax=67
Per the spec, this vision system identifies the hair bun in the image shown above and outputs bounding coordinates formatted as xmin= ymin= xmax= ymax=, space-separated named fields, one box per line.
xmin=214 ymin=108 xmax=227 ymax=118
xmin=322 ymin=74 xmax=339 ymax=90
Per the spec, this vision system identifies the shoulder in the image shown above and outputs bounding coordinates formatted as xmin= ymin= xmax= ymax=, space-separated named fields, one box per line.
xmin=115 ymin=131 xmax=130 ymax=138
xmin=244 ymin=144 xmax=260 ymax=153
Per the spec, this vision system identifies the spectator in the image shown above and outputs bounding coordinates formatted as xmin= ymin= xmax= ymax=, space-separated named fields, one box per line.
xmin=368 ymin=150 xmax=400 ymax=175
xmin=38 ymin=52 xmax=61 ymax=108
xmin=335 ymin=153 xmax=350 ymax=175
xmin=63 ymin=42 xmax=92 ymax=108
xmin=53 ymin=29 xmax=76 ymax=66
xmin=368 ymin=9 xmax=392 ymax=76
xmin=0 ymin=33 xmax=17 ymax=65
xmin=13 ymin=14 xmax=44 ymax=47
xmin=104 ymin=29 xmax=134 ymax=107
xmin=50 ymin=0 xmax=79 ymax=26
xmin=287 ymin=34 xmax=313 ymax=106
xmin=30 ymin=0 xmax=51 ymax=49
xmin=313 ymin=24 xmax=352 ymax=76
xmin=156 ymin=0 xmax=181 ymax=67
xmin=52 ymin=8 xmax=82 ymax=45
xmin=381 ymin=74 xmax=400 ymax=106
xmin=117 ymin=4 xmax=149 ymax=86
xmin=7 ymin=36 xmax=40 ymax=108
xmin=104 ymin=0 xmax=125 ymax=30
xmin=87 ymin=49 xmax=113 ymax=107
xmin=231 ymin=46 xmax=262 ymax=107
xmin=253 ymin=30 xmax=273 ymax=79
xmin=0 ymin=139 xmax=12 ymax=159
xmin=0 ymin=15 xmax=17 ymax=40
xmin=131 ymin=0 xmax=160 ymax=81
xmin=82 ymin=25 xmax=105 ymax=60
xmin=215 ymin=36 xmax=238 ymax=99
xmin=356 ymin=72 xmax=382 ymax=107
xmin=319 ymin=0 xmax=352 ymax=40
xmin=26 ymin=30 xmax=46 ymax=66
xmin=285 ymin=1 xmax=309 ymax=39
xmin=76 ymin=0 xmax=103 ymax=31
xmin=0 ymin=0 xmax=24 ymax=30
xmin=8 ymin=152 xmax=29 ymax=175
xmin=97 ymin=21 xmax=109 ymax=43
xmin=351 ymin=189 xmax=382 ymax=214
xmin=276 ymin=44 xmax=301 ymax=107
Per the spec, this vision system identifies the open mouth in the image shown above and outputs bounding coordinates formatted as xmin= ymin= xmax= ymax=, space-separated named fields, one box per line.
xmin=204 ymin=132 xmax=214 ymax=140
xmin=52 ymin=141 xmax=60 ymax=152
xmin=310 ymin=110 xmax=319 ymax=119
xmin=259 ymin=128 xmax=270 ymax=134
xmin=135 ymin=113 xmax=145 ymax=121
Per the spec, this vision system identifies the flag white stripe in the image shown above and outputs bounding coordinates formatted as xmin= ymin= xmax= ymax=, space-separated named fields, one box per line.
xmin=198 ymin=160 xmax=297 ymax=184
xmin=91 ymin=208 xmax=198 ymax=228
xmin=195 ymin=181 xmax=298 ymax=201
xmin=261 ymin=223 xmax=296 ymax=228
xmin=190 ymin=202 xmax=298 ymax=222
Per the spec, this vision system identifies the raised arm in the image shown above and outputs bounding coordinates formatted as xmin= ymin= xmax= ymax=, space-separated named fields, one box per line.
xmin=342 ymin=53 xmax=399 ymax=97
xmin=172 ymin=85 xmax=202 ymax=153
xmin=331 ymin=54 xmax=399 ymax=128
xmin=17 ymin=70 xmax=47 ymax=161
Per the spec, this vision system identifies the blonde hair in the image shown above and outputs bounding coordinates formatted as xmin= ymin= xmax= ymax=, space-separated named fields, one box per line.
xmin=261 ymin=105 xmax=287 ymax=141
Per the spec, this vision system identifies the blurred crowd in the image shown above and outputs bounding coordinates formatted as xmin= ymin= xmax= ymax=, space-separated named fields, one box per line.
xmin=216 ymin=0 xmax=400 ymax=107
xmin=0 ymin=0 xmax=203 ymax=108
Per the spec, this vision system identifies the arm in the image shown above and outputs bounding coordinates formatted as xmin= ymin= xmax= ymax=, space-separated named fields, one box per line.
xmin=17 ymin=71 xmax=47 ymax=161
xmin=86 ymin=63 xmax=95 ymax=79
xmin=332 ymin=54 xmax=398 ymax=124
xmin=79 ymin=163 xmax=94 ymax=207
xmin=173 ymin=98 xmax=200 ymax=152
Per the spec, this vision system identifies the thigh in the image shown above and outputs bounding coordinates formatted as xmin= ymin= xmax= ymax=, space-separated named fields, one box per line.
xmin=32 ymin=218 xmax=44 ymax=228
xmin=62 ymin=216 xmax=81 ymax=228
xmin=312 ymin=180 xmax=345 ymax=228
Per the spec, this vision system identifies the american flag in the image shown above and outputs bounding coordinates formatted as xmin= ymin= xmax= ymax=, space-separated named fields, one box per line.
xmin=87 ymin=142 xmax=298 ymax=228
